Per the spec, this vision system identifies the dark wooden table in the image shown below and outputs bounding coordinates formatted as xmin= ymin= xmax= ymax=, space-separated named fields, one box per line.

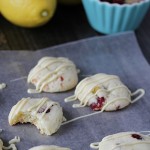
xmin=0 ymin=4 xmax=150 ymax=63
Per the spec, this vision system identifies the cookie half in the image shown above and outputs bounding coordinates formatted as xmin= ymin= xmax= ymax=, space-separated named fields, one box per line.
xmin=27 ymin=57 xmax=78 ymax=93
xmin=9 ymin=97 xmax=65 ymax=135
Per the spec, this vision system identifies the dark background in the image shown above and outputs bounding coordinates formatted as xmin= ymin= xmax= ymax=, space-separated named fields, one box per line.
xmin=0 ymin=4 xmax=150 ymax=63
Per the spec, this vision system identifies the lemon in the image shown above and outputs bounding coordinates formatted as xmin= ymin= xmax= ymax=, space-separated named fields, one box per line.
xmin=0 ymin=0 xmax=57 ymax=27
xmin=58 ymin=0 xmax=81 ymax=5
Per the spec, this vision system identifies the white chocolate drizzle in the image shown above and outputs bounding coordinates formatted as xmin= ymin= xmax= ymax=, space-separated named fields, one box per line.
xmin=65 ymin=74 xmax=128 ymax=106
xmin=0 ymin=129 xmax=20 ymax=150
xmin=10 ymin=76 xmax=27 ymax=82
xmin=62 ymin=74 xmax=145 ymax=125
xmin=9 ymin=98 xmax=29 ymax=122
xmin=27 ymin=57 xmax=76 ymax=93
xmin=27 ymin=97 xmax=56 ymax=119
xmin=65 ymin=74 xmax=145 ymax=107
xmin=90 ymin=132 xmax=150 ymax=150
xmin=9 ymin=97 xmax=57 ymax=122
xmin=9 ymin=97 xmax=64 ymax=136
xmin=9 ymin=136 xmax=20 ymax=145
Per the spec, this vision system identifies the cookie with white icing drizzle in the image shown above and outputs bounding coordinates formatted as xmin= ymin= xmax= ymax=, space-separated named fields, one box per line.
xmin=65 ymin=73 xmax=145 ymax=111
xmin=27 ymin=57 xmax=78 ymax=93
xmin=90 ymin=131 xmax=150 ymax=150
xmin=9 ymin=97 xmax=65 ymax=135
xmin=29 ymin=145 xmax=71 ymax=150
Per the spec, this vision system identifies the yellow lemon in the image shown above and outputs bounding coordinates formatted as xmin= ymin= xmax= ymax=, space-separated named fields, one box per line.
xmin=58 ymin=0 xmax=81 ymax=5
xmin=0 ymin=0 xmax=57 ymax=27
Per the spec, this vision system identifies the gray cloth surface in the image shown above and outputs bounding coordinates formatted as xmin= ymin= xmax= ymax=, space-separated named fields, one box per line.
xmin=0 ymin=31 xmax=150 ymax=150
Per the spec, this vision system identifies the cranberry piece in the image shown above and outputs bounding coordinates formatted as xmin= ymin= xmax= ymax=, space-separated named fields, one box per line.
xmin=60 ymin=76 xmax=64 ymax=81
xmin=90 ymin=97 xmax=105 ymax=111
xmin=131 ymin=134 xmax=143 ymax=140
xmin=90 ymin=103 xmax=99 ymax=111
xmin=37 ymin=107 xmax=45 ymax=113
xmin=46 ymin=109 xmax=51 ymax=113
xmin=38 ymin=107 xmax=51 ymax=113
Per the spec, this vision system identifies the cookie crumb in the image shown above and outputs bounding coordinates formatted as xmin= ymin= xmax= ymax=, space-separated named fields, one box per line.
xmin=0 ymin=83 xmax=6 ymax=90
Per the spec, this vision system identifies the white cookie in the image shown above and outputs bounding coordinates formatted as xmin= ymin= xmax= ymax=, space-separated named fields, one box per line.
xmin=29 ymin=145 xmax=71 ymax=150
xmin=9 ymin=97 xmax=65 ymax=135
xmin=90 ymin=132 xmax=150 ymax=150
xmin=65 ymin=73 xmax=145 ymax=111
xmin=27 ymin=57 xmax=78 ymax=93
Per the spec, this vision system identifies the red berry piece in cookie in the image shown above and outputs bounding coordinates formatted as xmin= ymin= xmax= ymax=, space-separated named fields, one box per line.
xmin=37 ymin=105 xmax=53 ymax=113
xmin=90 ymin=97 xmax=105 ymax=111
xmin=132 ymin=134 xmax=143 ymax=140
xmin=60 ymin=76 xmax=64 ymax=81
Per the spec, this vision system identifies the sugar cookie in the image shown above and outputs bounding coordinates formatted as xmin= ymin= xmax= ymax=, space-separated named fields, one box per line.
xmin=65 ymin=73 xmax=145 ymax=111
xmin=27 ymin=57 xmax=78 ymax=93
xmin=9 ymin=97 xmax=65 ymax=135
xmin=90 ymin=131 xmax=150 ymax=150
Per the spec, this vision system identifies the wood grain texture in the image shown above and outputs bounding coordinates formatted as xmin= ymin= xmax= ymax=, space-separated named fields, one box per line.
xmin=0 ymin=5 xmax=97 ymax=50
xmin=0 ymin=4 xmax=150 ymax=63
xmin=0 ymin=30 xmax=10 ymax=50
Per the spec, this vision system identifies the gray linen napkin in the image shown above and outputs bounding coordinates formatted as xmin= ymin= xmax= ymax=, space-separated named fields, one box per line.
xmin=0 ymin=31 xmax=150 ymax=150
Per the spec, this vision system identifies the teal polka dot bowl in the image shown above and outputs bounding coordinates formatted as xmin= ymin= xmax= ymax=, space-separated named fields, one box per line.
xmin=82 ymin=0 xmax=150 ymax=34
